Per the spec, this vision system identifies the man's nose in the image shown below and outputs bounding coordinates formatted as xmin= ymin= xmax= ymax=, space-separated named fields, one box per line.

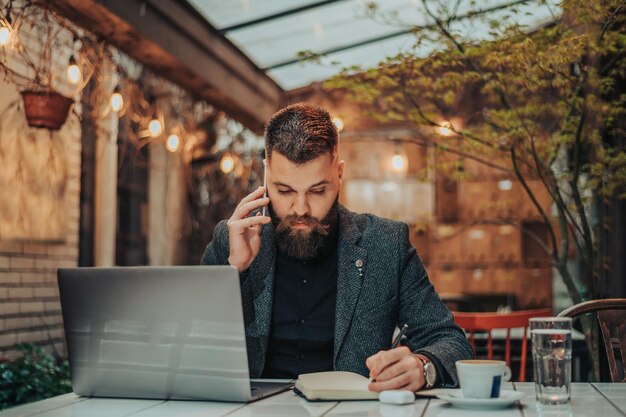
xmin=292 ymin=194 xmax=310 ymax=217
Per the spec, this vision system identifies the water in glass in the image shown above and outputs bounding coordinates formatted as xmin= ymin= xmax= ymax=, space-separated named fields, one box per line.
xmin=532 ymin=328 xmax=572 ymax=405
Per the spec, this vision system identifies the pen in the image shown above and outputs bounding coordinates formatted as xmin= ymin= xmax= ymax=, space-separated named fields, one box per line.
xmin=391 ymin=323 xmax=408 ymax=349
xmin=370 ymin=323 xmax=409 ymax=383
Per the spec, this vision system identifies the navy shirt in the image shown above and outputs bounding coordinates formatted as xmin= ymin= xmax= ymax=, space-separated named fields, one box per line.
xmin=262 ymin=226 xmax=338 ymax=378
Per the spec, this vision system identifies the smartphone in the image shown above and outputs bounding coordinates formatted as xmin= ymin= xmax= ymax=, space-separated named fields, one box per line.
xmin=261 ymin=160 xmax=268 ymax=217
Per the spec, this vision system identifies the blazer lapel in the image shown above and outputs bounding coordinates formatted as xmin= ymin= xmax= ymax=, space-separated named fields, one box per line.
xmin=246 ymin=223 xmax=276 ymax=343
xmin=334 ymin=206 xmax=367 ymax=364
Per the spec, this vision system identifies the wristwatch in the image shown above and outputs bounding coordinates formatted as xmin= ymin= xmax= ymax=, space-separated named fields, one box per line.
xmin=415 ymin=354 xmax=437 ymax=389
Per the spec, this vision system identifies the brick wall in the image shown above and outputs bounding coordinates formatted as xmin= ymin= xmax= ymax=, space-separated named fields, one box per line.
xmin=0 ymin=240 xmax=79 ymax=359
xmin=0 ymin=83 xmax=81 ymax=360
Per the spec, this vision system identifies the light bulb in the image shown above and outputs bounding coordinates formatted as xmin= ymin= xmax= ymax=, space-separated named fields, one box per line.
xmin=0 ymin=27 xmax=10 ymax=46
xmin=110 ymin=92 xmax=124 ymax=112
xmin=391 ymin=153 xmax=407 ymax=173
xmin=498 ymin=180 xmax=513 ymax=191
xmin=166 ymin=134 xmax=181 ymax=153
xmin=332 ymin=116 xmax=345 ymax=132
xmin=435 ymin=120 xmax=453 ymax=136
xmin=66 ymin=62 xmax=81 ymax=84
xmin=391 ymin=154 xmax=405 ymax=170
xmin=148 ymin=119 xmax=163 ymax=137
xmin=220 ymin=155 xmax=235 ymax=174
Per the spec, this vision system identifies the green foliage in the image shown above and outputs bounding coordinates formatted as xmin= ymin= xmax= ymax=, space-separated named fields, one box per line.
xmin=327 ymin=0 xmax=626 ymax=307
xmin=0 ymin=343 xmax=72 ymax=410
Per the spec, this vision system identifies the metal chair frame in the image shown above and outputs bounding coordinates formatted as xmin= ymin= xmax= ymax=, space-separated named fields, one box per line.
xmin=558 ymin=298 xmax=626 ymax=383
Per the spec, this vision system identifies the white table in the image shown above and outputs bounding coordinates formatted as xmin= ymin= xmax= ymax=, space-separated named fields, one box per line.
xmin=2 ymin=383 xmax=624 ymax=417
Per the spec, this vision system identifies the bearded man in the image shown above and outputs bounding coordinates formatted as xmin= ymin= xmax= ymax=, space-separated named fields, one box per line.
xmin=201 ymin=102 xmax=472 ymax=392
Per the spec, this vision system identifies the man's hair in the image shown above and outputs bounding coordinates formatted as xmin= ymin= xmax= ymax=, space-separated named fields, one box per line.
xmin=265 ymin=102 xmax=338 ymax=164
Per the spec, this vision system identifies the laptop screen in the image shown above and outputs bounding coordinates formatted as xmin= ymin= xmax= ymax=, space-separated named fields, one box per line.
xmin=58 ymin=266 xmax=256 ymax=401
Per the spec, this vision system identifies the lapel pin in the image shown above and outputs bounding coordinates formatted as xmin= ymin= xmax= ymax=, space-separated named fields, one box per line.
xmin=355 ymin=259 xmax=364 ymax=279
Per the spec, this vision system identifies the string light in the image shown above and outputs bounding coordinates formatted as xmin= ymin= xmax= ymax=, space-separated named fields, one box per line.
xmin=332 ymin=116 xmax=345 ymax=132
xmin=148 ymin=117 xmax=163 ymax=137
xmin=434 ymin=120 xmax=454 ymax=136
xmin=220 ymin=154 xmax=235 ymax=174
xmin=66 ymin=56 xmax=81 ymax=84
xmin=390 ymin=141 xmax=408 ymax=174
xmin=166 ymin=134 xmax=181 ymax=153
xmin=110 ymin=86 xmax=124 ymax=112
xmin=0 ymin=26 xmax=10 ymax=47
xmin=498 ymin=180 xmax=513 ymax=191
xmin=391 ymin=154 xmax=407 ymax=172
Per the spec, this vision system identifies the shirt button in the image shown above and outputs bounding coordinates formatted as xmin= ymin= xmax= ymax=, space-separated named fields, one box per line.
xmin=302 ymin=279 xmax=307 ymax=284
xmin=300 ymin=354 xmax=305 ymax=359
xmin=299 ymin=319 xmax=305 ymax=325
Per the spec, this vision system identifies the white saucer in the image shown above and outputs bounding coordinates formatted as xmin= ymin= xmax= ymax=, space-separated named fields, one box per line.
xmin=437 ymin=389 xmax=525 ymax=410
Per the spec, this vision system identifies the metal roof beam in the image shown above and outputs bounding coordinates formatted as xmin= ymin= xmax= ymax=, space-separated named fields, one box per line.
xmin=264 ymin=29 xmax=411 ymax=70
xmin=219 ymin=0 xmax=351 ymax=33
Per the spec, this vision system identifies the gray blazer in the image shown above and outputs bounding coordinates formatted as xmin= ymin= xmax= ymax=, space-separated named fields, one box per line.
xmin=201 ymin=204 xmax=472 ymax=385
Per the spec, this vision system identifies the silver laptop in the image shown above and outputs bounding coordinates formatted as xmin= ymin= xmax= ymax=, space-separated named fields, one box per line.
xmin=58 ymin=266 xmax=291 ymax=402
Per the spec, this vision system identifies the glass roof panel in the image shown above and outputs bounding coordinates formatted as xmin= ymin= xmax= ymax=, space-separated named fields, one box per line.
xmin=188 ymin=0 xmax=323 ymax=29
xmin=224 ymin=0 xmax=435 ymax=68
xmin=267 ymin=32 xmax=435 ymax=90
xmin=186 ymin=0 xmax=561 ymax=90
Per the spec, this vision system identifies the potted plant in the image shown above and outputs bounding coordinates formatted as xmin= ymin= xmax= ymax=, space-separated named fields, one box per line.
xmin=20 ymin=89 xmax=74 ymax=130
xmin=0 ymin=1 xmax=98 ymax=130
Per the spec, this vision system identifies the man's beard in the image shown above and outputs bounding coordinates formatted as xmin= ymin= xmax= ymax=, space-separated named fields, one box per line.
xmin=271 ymin=199 xmax=338 ymax=261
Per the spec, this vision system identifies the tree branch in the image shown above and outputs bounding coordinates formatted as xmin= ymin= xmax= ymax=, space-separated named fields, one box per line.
xmin=599 ymin=1 xmax=626 ymax=41
xmin=569 ymin=110 xmax=595 ymax=279
xmin=514 ymin=145 xmax=583 ymax=306
xmin=527 ymin=132 xmax=585 ymax=244
xmin=511 ymin=145 xmax=558 ymax=258
xmin=403 ymin=136 xmax=511 ymax=173
xmin=599 ymin=49 xmax=625 ymax=76
xmin=398 ymin=73 xmax=498 ymax=150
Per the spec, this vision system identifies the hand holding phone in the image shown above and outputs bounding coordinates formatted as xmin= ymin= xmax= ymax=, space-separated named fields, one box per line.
xmin=226 ymin=183 xmax=271 ymax=272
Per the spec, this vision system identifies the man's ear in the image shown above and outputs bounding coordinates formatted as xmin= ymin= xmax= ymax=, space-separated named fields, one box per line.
xmin=337 ymin=159 xmax=345 ymax=184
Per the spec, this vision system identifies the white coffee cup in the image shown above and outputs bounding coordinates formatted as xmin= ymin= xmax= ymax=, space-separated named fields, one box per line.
xmin=456 ymin=359 xmax=512 ymax=398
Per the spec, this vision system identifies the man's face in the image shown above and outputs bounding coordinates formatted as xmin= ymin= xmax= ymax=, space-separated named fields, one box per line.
xmin=266 ymin=151 xmax=344 ymax=230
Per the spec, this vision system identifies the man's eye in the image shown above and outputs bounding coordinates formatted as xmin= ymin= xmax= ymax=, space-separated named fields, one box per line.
xmin=310 ymin=189 xmax=326 ymax=195
xmin=277 ymin=190 xmax=293 ymax=195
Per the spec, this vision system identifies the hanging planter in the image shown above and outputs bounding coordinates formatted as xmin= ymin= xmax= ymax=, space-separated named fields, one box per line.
xmin=0 ymin=3 xmax=98 ymax=132
xmin=20 ymin=90 xmax=74 ymax=130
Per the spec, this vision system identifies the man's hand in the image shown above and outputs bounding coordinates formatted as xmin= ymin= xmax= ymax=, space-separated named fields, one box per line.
xmin=227 ymin=186 xmax=271 ymax=272
xmin=366 ymin=346 xmax=425 ymax=392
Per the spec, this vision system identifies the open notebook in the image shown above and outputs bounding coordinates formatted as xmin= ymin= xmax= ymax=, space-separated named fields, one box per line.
xmin=294 ymin=371 xmax=380 ymax=401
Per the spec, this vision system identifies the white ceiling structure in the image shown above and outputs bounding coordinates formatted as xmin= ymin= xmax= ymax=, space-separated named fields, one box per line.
xmin=187 ymin=0 xmax=562 ymax=90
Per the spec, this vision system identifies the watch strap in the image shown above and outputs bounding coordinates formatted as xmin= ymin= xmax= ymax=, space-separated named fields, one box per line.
xmin=415 ymin=354 xmax=436 ymax=388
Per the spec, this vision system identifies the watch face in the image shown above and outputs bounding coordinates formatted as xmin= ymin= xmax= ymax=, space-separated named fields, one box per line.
xmin=424 ymin=362 xmax=436 ymax=386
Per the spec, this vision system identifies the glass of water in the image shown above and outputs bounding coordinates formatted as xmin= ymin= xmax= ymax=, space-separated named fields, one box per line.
xmin=530 ymin=317 xmax=573 ymax=405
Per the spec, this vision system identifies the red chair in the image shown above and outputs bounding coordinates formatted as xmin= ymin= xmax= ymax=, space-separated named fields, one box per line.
xmin=453 ymin=308 xmax=552 ymax=381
